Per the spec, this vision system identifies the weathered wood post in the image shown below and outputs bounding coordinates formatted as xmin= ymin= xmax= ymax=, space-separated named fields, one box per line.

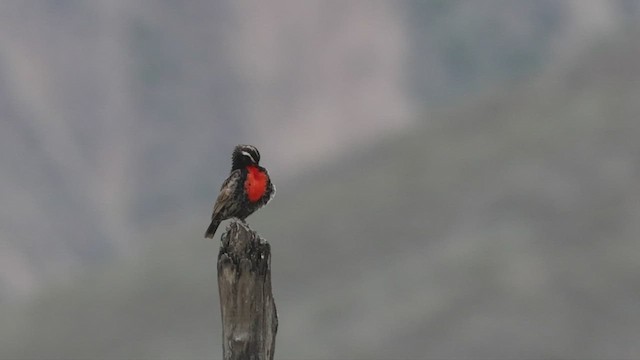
xmin=217 ymin=221 xmax=278 ymax=360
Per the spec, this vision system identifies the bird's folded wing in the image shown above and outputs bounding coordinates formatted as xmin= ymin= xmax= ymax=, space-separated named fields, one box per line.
xmin=211 ymin=170 xmax=241 ymax=219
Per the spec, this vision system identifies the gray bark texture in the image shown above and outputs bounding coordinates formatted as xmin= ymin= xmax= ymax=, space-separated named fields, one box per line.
xmin=217 ymin=221 xmax=278 ymax=360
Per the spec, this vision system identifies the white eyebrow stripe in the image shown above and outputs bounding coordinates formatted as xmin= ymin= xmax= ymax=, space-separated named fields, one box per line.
xmin=241 ymin=150 xmax=256 ymax=163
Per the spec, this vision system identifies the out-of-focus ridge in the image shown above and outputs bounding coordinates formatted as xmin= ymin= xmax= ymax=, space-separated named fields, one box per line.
xmin=2 ymin=28 xmax=640 ymax=358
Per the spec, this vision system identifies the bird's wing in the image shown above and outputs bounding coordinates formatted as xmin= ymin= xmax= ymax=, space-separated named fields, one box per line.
xmin=211 ymin=170 xmax=241 ymax=220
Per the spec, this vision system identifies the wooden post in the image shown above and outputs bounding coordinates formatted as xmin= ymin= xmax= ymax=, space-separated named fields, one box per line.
xmin=217 ymin=221 xmax=278 ymax=360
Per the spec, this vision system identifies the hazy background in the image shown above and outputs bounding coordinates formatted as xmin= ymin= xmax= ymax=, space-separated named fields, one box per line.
xmin=1 ymin=1 xmax=639 ymax=358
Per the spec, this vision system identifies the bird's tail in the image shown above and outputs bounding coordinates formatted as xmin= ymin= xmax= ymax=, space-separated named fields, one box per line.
xmin=204 ymin=219 xmax=221 ymax=239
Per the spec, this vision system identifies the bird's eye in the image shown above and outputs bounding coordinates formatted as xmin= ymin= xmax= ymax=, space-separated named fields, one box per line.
xmin=241 ymin=151 xmax=256 ymax=163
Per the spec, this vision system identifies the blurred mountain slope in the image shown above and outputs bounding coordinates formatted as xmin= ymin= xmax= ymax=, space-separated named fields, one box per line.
xmin=1 ymin=0 xmax=637 ymax=298
xmin=2 ymin=31 xmax=640 ymax=359
xmin=0 ymin=0 xmax=408 ymax=297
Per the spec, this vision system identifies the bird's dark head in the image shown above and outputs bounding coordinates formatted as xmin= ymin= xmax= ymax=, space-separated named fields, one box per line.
xmin=232 ymin=144 xmax=261 ymax=170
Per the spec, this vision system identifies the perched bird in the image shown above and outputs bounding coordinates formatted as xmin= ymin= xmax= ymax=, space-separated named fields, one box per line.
xmin=204 ymin=144 xmax=275 ymax=238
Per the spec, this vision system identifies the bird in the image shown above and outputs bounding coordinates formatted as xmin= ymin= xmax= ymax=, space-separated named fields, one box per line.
xmin=204 ymin=144 xmax=275 ymax=238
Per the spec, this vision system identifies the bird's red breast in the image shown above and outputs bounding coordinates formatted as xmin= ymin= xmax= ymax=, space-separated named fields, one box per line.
xmin=245 ymin=165 xmax=268 ymax=202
